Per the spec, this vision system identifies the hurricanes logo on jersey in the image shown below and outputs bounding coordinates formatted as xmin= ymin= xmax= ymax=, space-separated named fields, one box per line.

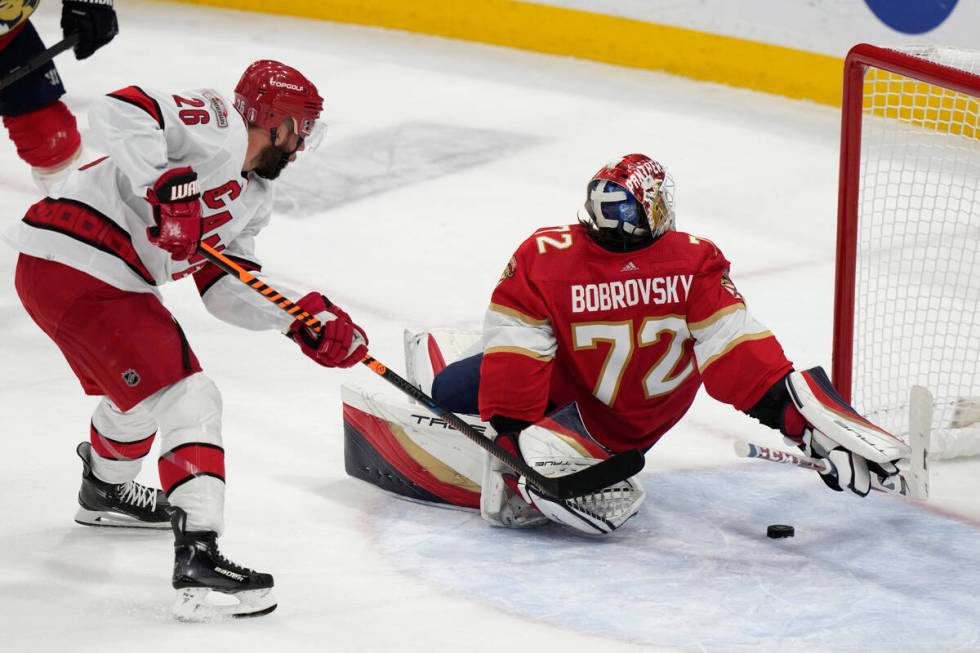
xmin=721 ymin=274 xmax=742 ymax=301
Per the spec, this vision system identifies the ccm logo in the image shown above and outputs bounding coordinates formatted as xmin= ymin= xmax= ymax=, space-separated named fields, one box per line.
xmin=270 ymin=79 xmax=304 ymax=91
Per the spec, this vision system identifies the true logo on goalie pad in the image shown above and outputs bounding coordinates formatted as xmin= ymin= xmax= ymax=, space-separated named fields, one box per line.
xmin=409 ymin=414 xmax=488 ymax=435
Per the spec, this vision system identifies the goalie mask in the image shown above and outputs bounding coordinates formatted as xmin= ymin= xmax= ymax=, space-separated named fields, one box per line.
xmin=579 ymin=154 xmax=676 ymax=251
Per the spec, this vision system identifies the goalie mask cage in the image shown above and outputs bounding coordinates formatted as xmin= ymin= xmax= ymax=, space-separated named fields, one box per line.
xmin=832 ymin=43 xmax=980 ymax=456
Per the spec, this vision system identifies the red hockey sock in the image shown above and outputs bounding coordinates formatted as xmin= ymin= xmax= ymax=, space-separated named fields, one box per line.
xmin=3 ymin=101 xmax=81 ymax=169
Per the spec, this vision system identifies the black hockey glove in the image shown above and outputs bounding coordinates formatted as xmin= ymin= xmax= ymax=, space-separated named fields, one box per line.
xmin=62 ymin=0 xmax=119 ymax=60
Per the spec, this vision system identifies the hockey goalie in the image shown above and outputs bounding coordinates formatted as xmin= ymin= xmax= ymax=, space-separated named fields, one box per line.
xmin=343 ymin=154 xmax=918 ymax=535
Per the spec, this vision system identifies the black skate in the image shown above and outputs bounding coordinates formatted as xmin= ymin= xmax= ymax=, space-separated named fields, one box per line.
xmin=74 ymin=442 xmax=171 ymax=529
xmin=170 ymin=507 xmax=277 ymax=621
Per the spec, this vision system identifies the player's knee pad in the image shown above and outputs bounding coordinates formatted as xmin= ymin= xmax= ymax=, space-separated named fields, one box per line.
xmin=147 ymin=373 xmax=226 ymax=533
xmin=146 ymin=372 xmax=223 ymax=445
xmin=517 ymin=423 xmax=645 ymax=535
xmin=92 ymin=396 xmax=158 ymax=441
xmin=3 ymin=101 xmax=81 ymax=169
xmin=88 ymin=397 xmax=158 ymax=484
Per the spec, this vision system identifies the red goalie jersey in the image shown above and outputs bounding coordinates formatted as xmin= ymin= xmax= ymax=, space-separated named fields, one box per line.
xmin=478 ymin=223 xmax=793 ymax=452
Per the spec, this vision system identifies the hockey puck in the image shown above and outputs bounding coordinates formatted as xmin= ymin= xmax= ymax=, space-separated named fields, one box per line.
xmin=767 ymin=524 xmax=795 ymax=539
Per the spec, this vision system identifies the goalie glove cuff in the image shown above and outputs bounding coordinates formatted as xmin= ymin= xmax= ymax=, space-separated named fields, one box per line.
xmin=489 ymin=415 xmax=533 ymax=437
xmin=744 ymin=371 xmax=806 ymax=442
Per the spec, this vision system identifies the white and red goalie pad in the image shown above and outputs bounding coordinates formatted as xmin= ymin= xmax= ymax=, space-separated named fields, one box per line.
xmin=403 ymin=328 xmax=482 ymax=396
xmin=345 ymin=328 xmax=640 ymax=513
xmin=343 ymin=384 xmax=485 ymax=508
xmin=342 ymin=384 xmax=623 ymax=509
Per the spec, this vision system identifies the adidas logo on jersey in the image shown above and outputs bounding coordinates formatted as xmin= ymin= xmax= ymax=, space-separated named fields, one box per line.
xmin=620 ymin=261 xmax=640 ymax=272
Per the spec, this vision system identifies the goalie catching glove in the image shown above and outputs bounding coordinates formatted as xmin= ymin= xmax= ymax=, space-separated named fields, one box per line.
xmin=759 ymin=367 xmax=909 ymax=497
xmin=287 ymin=292 xmax=368 ymax=368
xmin=482 ymin=406 xmax=645 ymax=535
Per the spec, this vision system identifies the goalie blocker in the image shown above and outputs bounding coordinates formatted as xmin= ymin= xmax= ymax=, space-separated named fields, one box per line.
xmin=782 ymin=367 xmax=909 ymax=497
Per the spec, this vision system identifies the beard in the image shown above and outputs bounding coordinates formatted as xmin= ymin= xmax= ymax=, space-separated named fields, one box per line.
xmin=252 ymin=143 xmax=293 ymax=180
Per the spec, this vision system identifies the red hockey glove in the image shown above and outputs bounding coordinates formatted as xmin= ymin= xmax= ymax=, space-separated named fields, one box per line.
xmin=146 ymin=167 xmax=202 ymax=261
xmin=288 ymin=292 xmax=369 ymax=368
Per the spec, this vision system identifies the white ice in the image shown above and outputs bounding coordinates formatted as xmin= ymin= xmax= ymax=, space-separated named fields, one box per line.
xmin=1 ymin=2 xmax=978 ymax=651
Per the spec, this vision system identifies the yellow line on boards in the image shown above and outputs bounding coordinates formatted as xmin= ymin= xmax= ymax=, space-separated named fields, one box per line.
xmin=162 ymin=0 xmax=845 ymax=105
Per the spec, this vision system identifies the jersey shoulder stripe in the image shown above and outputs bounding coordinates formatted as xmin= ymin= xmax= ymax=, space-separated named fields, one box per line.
xmin=488 ymin=302 xmax=549 ymax=326
xmin=107 ymin=86 xmax=164 ymax=130
xmin=22 ymin=198 xmax=156 ymax=286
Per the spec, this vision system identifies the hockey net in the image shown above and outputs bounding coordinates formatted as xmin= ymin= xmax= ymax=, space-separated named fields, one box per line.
xmin=833 ymin=44 xmax=980 ymax=459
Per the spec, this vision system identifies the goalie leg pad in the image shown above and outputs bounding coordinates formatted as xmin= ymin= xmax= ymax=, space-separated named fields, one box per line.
xmin=480 ymin=452 xmax=548 ymax=528
xmin=342 ymin=385 xmax=484 ymax=509
xmin=403 ymin=328 xmax=483 ymax=398
xmin=482 ymin=403 xmax=645 ymax=534
xmin=518 ymin=476 xmax=644 ymax=535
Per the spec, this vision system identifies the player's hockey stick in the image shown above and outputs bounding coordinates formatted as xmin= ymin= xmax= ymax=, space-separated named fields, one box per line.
xmin=0 ymin=34 xmax=79 ymax=91
xmin=197 ymin=242 xmax=645 ymax=500
xmin=733 ymin=440 xmax=913 ymax=497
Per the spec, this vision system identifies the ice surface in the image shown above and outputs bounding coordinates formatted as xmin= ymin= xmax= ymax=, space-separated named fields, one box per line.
xmin=375 ymin=466 xmax=980 ymax=652
xmin=1 ymin=2 xmax=977 ymax=651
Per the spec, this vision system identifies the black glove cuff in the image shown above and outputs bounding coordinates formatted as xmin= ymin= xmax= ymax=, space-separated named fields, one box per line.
xmin=62 ymin=0 xmax=119 ymax=60
xmin=155 ymin=172 xmax=200 ymax=204
xmin=744 ymin=372 xmax=794 ymax=431
xmin=489 ymin=414 xmax=533 ymax=437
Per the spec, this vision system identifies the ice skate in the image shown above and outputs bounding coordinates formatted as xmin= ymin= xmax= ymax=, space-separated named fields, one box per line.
xmin=74 ymin=442 xmax=171 ymax=529
xmin=170 ymin=507 xmax=277 ymax=621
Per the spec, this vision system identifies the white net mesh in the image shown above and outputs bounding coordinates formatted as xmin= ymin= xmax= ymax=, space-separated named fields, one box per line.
xmin=852 ymin=46 xmax=980 ymax=457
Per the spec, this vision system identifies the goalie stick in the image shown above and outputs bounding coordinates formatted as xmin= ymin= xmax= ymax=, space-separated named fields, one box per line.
xmin=733 ymin=440 xmax=911 ymax=497
xmin=734 ymin=385 xmax=933 ymax=500
xmin=196 ymin=242 xmax=645 ymax=500
xmin=0 ymin=35 xmax=79 ymax=91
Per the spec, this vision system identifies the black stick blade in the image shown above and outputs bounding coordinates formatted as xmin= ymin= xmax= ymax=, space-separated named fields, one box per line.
xmin=548 ymin=448 xmax=646 ymax=499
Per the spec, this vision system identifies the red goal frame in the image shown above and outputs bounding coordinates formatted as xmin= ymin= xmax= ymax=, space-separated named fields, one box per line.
xmin=831 ymin=43 xmax=980 ymax=402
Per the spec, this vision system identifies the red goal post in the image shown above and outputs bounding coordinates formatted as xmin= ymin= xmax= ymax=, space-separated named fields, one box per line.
xmin=832 ymin=44 xmax=980 ymax=457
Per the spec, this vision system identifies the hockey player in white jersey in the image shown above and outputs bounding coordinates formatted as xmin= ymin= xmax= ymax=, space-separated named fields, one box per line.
xmin=4 ymin=60 xmax=368 ymax=620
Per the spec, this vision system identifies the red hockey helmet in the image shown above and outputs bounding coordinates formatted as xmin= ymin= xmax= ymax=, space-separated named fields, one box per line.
xmin=581 ymin=154 xmax=676 ymax=241
xmin=234 ymin=60 xmax=324 ymax=145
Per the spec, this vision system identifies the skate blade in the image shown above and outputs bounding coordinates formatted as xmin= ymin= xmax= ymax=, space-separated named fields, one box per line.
xmin=173 ymin=587 xmax=277 ymax=622
xmin=74 ymin=507 xmax=170 ymax=530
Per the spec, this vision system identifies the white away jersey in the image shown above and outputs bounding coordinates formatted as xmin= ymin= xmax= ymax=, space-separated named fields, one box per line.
xmin=4 ymin=85 xmax=302 ymax=331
